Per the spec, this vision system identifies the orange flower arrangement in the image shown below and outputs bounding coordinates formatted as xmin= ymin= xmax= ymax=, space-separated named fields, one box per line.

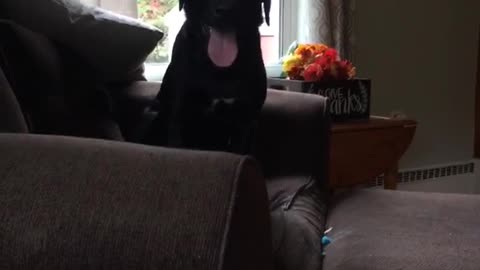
xmin=282 ymin=43 xmax=356 ymax=82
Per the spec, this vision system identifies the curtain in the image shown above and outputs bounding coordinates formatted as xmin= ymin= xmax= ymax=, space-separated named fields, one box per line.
xmin=297 ymin=0 xmax=356 ymax=61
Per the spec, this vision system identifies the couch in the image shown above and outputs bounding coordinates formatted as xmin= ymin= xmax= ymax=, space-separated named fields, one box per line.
xmin=2 ymin=4 xmax=480 ymax=270
xmin=0 ymin=15 xmax=330 ymax=269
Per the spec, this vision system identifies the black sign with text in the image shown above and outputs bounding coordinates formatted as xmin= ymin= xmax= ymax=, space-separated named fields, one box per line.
xmin=268 ymin=78 xmax=371 ymax=122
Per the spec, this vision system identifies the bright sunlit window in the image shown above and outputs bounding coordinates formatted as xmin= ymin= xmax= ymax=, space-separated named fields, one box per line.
xmin=82 ymin=0 xmax=298 ymax=80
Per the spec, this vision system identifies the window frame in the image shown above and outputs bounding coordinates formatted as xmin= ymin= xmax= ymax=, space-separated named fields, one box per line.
xmin=144 ymin=0 xmax=298 ymax=81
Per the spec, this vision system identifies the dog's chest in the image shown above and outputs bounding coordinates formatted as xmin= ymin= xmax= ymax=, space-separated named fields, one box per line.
xmin=188 ymin=71 xmax=243 ymax=98
xmin=211 ymin=79 xmax=243 ymax=97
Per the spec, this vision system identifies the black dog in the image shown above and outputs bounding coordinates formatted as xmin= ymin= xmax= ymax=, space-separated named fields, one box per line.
xmin=143 ymin=0 xmax=271 ymax=154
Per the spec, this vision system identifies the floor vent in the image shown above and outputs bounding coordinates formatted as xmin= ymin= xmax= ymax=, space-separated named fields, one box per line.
xmin=367 ymin=162 xmax=475 ymax=187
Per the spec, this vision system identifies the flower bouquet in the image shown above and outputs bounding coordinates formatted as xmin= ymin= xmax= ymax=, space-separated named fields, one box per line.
xmin=268 ymin=42 xmax=371 ymax=122
xmin=282 ymin=43 xmax=356 ymax=81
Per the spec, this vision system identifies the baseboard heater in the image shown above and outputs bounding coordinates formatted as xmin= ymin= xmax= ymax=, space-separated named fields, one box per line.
xmin=367 ymin=162 xmax=475 ymax=187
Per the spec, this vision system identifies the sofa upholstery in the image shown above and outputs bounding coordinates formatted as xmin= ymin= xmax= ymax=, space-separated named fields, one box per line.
xmin=254 ymin=90 xmax=331 ymax=270
xmin=0 ymin=14 xmax=277 ymax=268
xmin=101 ymin=79 xmax=480 ymax=270
xmin=268 ymin=177 xmax=329 ymax=270
xmin=0 ymin=20 xmax=124 ymax=140
xmin=324 ymin=189 xmax=480 ymax=270
xmin=0 ymin=16 xmax=333 ymax=269
xmin=0 ymin=134 xmax=272 ymax=270
xmin=5 ymin=7 xmax=480 ymax=270
xmin=0 ymin=67 xmax=28 ymax=133
xmin=110 ymin=80 xmax=332 ymax=270
xmin=0 ymin=71 xmax=329 ymax=270
xmin=0 ymin=20 xmax=69 ymax=134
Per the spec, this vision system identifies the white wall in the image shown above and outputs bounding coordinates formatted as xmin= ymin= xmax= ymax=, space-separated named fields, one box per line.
xmin=354 ymin=0 xmax=479 ymax=169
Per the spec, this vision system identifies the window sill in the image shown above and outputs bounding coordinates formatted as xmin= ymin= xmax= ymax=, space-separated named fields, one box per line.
xmin=144 ymin=63 xmax=284 ymax=82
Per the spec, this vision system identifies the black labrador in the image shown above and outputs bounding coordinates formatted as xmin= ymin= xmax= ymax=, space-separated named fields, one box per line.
xmin=143 ymin=0 xmax=271 ymax=154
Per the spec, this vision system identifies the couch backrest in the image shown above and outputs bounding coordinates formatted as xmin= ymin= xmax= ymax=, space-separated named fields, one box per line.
xmin=0 ymin=65 xmax=28 ymax=133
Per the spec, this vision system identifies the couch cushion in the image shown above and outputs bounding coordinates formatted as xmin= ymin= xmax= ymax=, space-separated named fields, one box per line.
xmin=0 ymin=20 xmax=124 ymax=140
xmin=0 ymin=20 xmax=64 ymax=90
xmin=0 ymin=20 xmax=66 ymax=133
xmin=268 ymin=177 xmax=328 ymax=270
xmin=0 ymin=67 xmax=28 ymax=133
xmin=0 ymin=0 xmax=163 ymax=83
xmin=324 ymin=189 xmax=480 ymax=270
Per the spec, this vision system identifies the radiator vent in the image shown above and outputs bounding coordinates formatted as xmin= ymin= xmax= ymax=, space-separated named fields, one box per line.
xmin=367 ymin=162 xmax=475 ymax=187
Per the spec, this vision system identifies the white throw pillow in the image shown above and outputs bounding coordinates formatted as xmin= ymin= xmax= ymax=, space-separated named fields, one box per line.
xmin=0 ymin=0 xmax=164 ymax=82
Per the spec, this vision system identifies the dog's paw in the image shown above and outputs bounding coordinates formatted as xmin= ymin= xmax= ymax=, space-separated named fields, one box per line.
xmin=209 ymin=98 xmax=231 ymax=114
xmin=212 ymin=98 xmax=235 ymax=108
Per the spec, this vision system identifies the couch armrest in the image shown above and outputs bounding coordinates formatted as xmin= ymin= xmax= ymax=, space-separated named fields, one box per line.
xmin=0 ymin=134 xmax=272 ymax=270
xmin=254 ymin=89 xmax=331 ymax=184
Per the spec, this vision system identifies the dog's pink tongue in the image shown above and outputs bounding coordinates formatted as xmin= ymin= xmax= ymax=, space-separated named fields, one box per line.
xmin=208 ymin=28 xmax=238 ymax=67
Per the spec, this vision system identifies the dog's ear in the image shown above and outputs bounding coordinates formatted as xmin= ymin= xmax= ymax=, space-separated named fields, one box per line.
xmin=263 ymin=0 xmax=271 ymax=26
xmin=179 ymin=0 xmax=185 ymax=11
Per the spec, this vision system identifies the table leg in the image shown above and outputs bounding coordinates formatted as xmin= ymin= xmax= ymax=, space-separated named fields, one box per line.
xmin=384 ymin=163 xmax=399 ymax=190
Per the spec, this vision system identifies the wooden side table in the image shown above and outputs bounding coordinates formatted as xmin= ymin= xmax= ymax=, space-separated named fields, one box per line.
xmin=329 ymin=116 xmax=417 ymax=190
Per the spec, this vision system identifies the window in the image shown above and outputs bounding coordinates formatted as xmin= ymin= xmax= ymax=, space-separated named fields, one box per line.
xmin=83 ymin=0 xmax=298 ymax=80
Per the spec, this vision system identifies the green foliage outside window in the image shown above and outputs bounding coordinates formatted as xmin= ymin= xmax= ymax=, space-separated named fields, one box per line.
xmin=137 ymin=0 xmax=178 ymax=63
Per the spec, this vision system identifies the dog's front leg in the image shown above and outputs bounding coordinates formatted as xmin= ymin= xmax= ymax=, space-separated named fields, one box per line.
xmin=206 ymin=97 xmax=255 ymax=154
xmin=143 ymin=61 xmax=187 ymax=148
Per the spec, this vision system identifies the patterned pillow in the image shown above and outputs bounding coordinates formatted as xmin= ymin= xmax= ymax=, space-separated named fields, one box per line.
xmin=0 ymin=0 xmax=164 ymax=83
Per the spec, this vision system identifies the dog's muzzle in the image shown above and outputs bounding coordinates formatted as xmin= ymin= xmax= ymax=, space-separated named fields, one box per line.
xmin=207 ymin=27 xmax=238 ymax=67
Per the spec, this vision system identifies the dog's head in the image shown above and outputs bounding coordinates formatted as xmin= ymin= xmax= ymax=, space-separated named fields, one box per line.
xmin=179 ymin=0 xmax=271 ymax=67
xmin=180 ymin=0 xmax=271 ymax=28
